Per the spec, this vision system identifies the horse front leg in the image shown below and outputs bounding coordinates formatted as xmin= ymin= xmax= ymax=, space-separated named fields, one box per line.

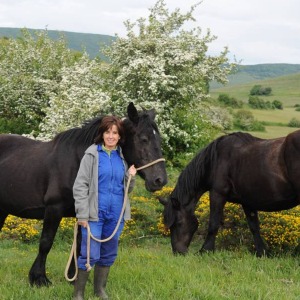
xmin=200 ymin=191 xmax=226 ymax=253
xmin=29 ymin=205 xmax=63 ymax=287
xmin=242 ymin=205 xmax=267 ymax=257
xmin=0 ymin=211 xmax=8 ymax=230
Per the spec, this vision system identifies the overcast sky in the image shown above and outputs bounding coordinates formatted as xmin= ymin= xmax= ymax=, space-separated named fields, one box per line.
xmin=0 ymin=0 xmax=299 ymax=65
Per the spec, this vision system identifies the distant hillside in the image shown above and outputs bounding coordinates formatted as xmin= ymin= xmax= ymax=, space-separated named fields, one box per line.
xmin=211 ymin=63 xmax=300 ymax=88
xmin=1 ymin=27 xmax=300 ymax=83
xmin=210 ymin=73 xmax=300 ymax=107
xmin=0 ymin=27 xmax=116 ymax=61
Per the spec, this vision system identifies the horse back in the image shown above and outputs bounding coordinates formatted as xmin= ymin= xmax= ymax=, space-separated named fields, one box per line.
xmin=0 ymin=134 xmax=77 ymax=218
xmin=212 ymin=133 xmax=298 ymax=211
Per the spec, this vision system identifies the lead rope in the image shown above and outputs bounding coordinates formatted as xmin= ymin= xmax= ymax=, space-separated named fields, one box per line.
xmin=64 ymin=158 xmax=165 ymax=282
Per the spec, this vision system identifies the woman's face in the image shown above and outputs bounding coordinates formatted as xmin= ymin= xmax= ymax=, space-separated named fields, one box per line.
xmin=103 ymin=124 xmax=120 ymax=150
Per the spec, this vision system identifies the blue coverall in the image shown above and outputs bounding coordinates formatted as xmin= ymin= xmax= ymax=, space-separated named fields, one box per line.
xmin=78 ymin=144 xmax=125 ymax=269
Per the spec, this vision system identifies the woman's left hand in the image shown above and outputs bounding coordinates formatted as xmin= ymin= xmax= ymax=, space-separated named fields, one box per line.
xmin=128 ymin=165 xmax=137 ymax=176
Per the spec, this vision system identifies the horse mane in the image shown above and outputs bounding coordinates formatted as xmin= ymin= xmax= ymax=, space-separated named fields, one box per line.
xmin=52 ymin=117 xmax=103 ymax=148
xmin=173 ymin=132 xmax=259 ymax=206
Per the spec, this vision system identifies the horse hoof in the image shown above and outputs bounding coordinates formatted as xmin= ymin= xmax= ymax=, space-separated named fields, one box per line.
xmin=29 ymin=275 xmax=52 ymax=287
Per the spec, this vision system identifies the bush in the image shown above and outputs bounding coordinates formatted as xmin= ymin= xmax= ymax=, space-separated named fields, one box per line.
xmin=250 ymin=85 xmax=272 ymax=96
xmin=2 ymin=186 xmax=298 ymax=254
xmin=288 ymin=118 xmax=300 ymax=128
xmin=195 ymin=193 xmax=300 ymax=254
xmin=218 ymin=93 xmax=243 ymax=108
xmin=233 ymin=109 xmax=265 ymax=131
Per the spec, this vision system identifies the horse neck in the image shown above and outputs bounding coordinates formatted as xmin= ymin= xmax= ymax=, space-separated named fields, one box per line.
xmin=121 ymin=118 xmax=135 ymax=165
xmin=176 ymin=155 xmax=209 ymax=205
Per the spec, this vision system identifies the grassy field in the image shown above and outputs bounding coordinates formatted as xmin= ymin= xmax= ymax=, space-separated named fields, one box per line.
xmin=211 ymin=72 xmax=300 ymax=139
xmin=210 ymin=73 xmax=300 ymax=107
xmin=0 ymin=239 xmax=299 ymax=300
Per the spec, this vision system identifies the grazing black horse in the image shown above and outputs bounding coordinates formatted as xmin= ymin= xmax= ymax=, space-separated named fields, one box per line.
xmin=160 ymin=131 xmax=300 ymax=257
xmin=0 ymin=102 xmax=167 ymax=286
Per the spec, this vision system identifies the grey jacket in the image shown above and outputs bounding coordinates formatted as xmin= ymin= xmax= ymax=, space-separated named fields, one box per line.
xmin=73 ymin=144 xmax=135 ymax=222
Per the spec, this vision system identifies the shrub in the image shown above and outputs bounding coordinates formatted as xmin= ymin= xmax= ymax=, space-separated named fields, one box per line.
xmin=1 ymin=186 xmax=298 ymax=254
xmin=195 ymin=193 xmax=300 ymax=254
xmin=233 ymin=109 xmax=265 ymax=131
xmin=217 ymin=93 xmax=243 ymax=108
xmin=288 ymin=118 xmax=300 ymax=128
xmin=250 ymin=85 xmax=272 ymax=96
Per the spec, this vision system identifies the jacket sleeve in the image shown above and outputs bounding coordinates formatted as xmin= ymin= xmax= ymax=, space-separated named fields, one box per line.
xmin=73 ymin=153 xmax=94 ymax=221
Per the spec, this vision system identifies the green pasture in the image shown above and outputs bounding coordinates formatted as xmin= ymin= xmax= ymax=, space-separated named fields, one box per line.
xmin=0 ymin=239 xmax=299 ymax=300
xmin=247 ymin=107 xmax=300 ymax=139
xmin=210 ymin=73 xmax=300 ymax=107
xmin=211 ymin=72 xmax=300 ymax=139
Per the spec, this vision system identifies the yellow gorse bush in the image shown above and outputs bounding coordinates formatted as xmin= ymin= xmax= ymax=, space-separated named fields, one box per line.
xmin=1 ymin=187 xmax=299 ymax=253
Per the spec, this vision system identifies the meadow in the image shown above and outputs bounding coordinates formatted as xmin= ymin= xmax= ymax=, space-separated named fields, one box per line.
xmin=211 ymin=73 xmax=300 ymax=139
xmin=0 ymin=238 xmax=299 ymax=300
xmin=0 ymin=72 xmax=299 ymax=299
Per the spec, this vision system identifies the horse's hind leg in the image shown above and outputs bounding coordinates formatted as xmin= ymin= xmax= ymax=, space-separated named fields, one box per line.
xmin=29 ymin=205 xmax=63 ymax=287
xmin=0 ymin=211 xmax=8 ymax=230
xmin=242 ymin=205 xmax=267 ymax=257
xmin=200 ymin=191 xmax=226 ymax=253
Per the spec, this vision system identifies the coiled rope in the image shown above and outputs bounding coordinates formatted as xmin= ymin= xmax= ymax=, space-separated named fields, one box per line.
xmin=64 ymin=158 xmax=165 ymax=281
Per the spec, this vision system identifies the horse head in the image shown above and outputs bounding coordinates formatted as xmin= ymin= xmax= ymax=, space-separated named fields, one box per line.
xmin=159 ymin=193 xmax=198 ymax=254
xmin=122 ymin=102 xmax=167 ymax=192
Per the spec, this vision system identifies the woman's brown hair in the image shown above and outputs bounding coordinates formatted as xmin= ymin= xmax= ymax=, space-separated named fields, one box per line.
xmin=94 ymin=116 xmax=124 ymax=145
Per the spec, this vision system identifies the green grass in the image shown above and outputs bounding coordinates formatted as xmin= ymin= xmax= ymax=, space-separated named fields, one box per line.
xmin=0 ymin=239 xmax=299 ymax=299
xmin=211 ymin=73 xmax=300 ymax=107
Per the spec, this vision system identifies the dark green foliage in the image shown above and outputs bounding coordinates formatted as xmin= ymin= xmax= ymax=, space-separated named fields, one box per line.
xmin=233 ymin=109 xmax=265 ymax=131
xmin=288 ymin=118 xmax=300 ymax=128
xmin=272 ymin=99 xmax=283 ymax=109
xmin=250 ymin=85 xmax=272 ymax=96
xmin=248 ymin=96 xmax=282 ymax=110
xmin=0 ymin=117 xmax=37 ymax=134
xmin=217 ymin=93 xmax=243 ymax=108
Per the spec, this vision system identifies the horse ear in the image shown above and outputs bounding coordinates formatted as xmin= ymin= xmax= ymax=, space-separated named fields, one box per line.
xmin=127 ymin=102 xmax=139 ymax=124
xmin=148 ymin=108 xmax=156 ymax=120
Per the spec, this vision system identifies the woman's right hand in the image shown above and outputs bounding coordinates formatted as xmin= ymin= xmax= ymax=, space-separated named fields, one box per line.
xmin=78 ymin=220 xmax=88 ymax=228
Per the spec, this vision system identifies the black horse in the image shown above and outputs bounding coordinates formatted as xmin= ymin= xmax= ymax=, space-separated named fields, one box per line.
xmin=160 ymin=131 xmax=300 ymax=257
xmin=0 ymin=102 xmax=167 ymax=286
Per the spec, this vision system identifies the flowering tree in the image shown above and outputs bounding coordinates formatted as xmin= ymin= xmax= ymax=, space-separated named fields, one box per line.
xmin=38 ymin=55 xmax=111 ymax=140
xmin=0 ymin=29 xmax=79 ymax=133
xmin=102 ymin=0 xmax=234 ymax=158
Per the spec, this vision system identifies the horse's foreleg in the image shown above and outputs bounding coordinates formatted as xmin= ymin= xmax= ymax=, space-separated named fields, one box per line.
xmin=0 ymin=211 xmax=8 ymax=230
xmin=200 ymin=191 xmax=226 ymax=253
xmin=29 ymin=205 xmax=63 ymax=287
xmin=242 ymin=205 xmax=267 ymax=257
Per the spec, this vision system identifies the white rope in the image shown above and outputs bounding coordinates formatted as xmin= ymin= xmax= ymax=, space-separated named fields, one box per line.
xmin=64 ymin=158 xmax=165 ymax=281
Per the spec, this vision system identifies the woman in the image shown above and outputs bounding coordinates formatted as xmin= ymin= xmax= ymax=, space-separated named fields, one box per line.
xmin=73 ymin=115 xmax=137 ymax=300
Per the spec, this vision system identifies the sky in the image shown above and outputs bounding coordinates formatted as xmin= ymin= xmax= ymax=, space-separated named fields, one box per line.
xmin=0 ymin=0 xmax=299 ymax=65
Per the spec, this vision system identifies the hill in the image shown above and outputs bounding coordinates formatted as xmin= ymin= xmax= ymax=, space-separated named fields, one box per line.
xmin=0 ymin=27 xmax=116 ymax=61
xmin=211 ymin=64 xmax=300 ymax=88
xmin=210 ymin=73 xmax=300 ymax=107
xmin=1 ymin=27 xmax=300 ymax=82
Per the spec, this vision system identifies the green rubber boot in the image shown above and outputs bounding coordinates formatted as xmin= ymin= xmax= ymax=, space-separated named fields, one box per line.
xmin=73 ymin=269 xmax=89 ymax=300
xmin=94 ymin=265 xmax=110 ymax=299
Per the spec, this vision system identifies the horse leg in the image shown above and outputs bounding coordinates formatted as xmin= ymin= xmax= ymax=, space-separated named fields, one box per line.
xmin=0 ymin=211 xmax=8 ymax=230
xmin=242 ymin=205 xmax=267 ymax=257
xmin=29 ymin=205 xmax=63 ymax=287
xmin=200 ymin=191 xmax=226 ymax=253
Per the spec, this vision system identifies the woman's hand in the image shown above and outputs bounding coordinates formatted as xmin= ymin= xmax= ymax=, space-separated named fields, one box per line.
xmin=128 ymin=165 xmax=137 ymax=176
xmin=78 ymin=220 xmax=88 ymax=228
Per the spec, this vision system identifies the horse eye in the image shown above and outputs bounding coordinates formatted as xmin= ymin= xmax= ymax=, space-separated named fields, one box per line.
xmin=141 ymin=137 xmax=148 ymax=143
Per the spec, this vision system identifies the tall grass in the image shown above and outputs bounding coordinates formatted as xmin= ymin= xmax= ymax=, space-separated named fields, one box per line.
xmin=0 ymin=238 xmax=299 ymax=299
